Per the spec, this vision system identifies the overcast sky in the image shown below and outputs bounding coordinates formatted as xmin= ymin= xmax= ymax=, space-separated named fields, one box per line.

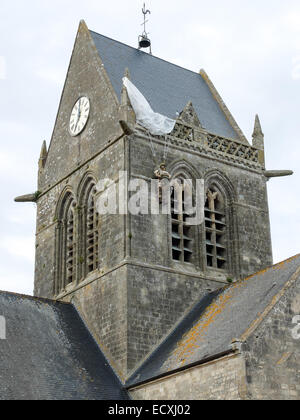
xmin=0 ymin=0 xmax=299 ymax=295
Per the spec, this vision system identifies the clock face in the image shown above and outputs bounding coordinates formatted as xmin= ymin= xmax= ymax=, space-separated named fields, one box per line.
xmin=69 ymin=97 xmax=90 ymax=136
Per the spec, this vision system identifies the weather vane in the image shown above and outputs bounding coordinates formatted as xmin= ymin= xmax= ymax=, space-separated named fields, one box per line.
xmin=138 ymin=3 xmax=152 ymax=54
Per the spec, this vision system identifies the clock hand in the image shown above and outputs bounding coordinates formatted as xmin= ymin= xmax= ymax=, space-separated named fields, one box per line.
xmin=75 ymin=99 xmax=81 ymax=131
xmin=78 ymin=98 xmax=81 ymax=119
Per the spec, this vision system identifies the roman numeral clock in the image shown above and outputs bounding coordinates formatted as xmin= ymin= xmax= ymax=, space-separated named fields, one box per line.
xmin=69 ymin=97 xmax=90 ymax=136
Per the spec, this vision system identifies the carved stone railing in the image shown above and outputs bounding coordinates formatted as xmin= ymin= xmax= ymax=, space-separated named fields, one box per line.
xmin=135 ymin=121 xmax=264 ymax=169
xmin=204 ymin=133 xmax=260 ymax=164
xmin=171 ymin=122 xmax=194 ymax=142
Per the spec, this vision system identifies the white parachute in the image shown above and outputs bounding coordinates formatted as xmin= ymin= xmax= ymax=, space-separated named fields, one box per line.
xmin=123 ymin=77 xmax=176 ymax=136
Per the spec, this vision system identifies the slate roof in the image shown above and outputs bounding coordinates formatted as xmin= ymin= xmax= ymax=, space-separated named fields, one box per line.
xmin=0 ymin=292 xmax=129 ymax=400
xmin=127 ymin=255 xmax=300 ymax=387
xmin=90 ymin=30 xmax=239 ymax=140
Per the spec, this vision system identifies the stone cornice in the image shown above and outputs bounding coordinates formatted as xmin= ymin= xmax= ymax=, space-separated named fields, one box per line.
xmin=134 ymin=123 xmax=265 ymax=173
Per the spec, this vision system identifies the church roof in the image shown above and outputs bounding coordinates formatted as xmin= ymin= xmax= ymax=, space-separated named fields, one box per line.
xmin=90 ymin=30 xmax=240 ymax=140
xmin=127 ymin=254 xmax=300 ymax=387
xmin=0 ymin=291 xmax=129 ymax=400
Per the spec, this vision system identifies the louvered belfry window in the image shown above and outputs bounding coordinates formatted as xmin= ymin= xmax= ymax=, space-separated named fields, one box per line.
xmin=55 ymin=193 xmax=77 ymax=293
xmin=205 ymin=187 xmax=227 ymax=270
xmin=86 ymin=186 xmax=99 ymax=274
xmin=66 ymin=201 xmax=76 ymax=285
xmin=171 ymin=180 xmax=193 ymax=263
xmin=55 ymin=180 xmax=99 ymax=295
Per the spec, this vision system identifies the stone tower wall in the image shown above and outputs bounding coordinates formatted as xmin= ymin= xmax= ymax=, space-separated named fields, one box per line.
xmin=34 ymin=21 xmax=273 ymax=376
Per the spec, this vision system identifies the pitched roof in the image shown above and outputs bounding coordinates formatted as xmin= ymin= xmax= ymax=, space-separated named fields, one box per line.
xmin=90 ymin=30 xmax=240 ymax=140
xmin=0 ymin=292 xmax=129 ymax=400
xmin=127 ymin=255 xmax=300 ymax=387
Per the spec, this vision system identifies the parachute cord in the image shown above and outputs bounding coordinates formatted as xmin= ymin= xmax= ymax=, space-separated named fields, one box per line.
xmin=163 ymin=135 xmax=170 ymax=162
xmin=147 ymin=132 xmax=170 ymax=167
xmin=147 ymin=132 xmax=159 ymax=166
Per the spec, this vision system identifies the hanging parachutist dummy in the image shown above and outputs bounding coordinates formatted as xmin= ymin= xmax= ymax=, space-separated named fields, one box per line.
xmin=154 ymin=163 xmax=171 ymax=180
xmin=154 ymin=163 xmax=171 ymax=202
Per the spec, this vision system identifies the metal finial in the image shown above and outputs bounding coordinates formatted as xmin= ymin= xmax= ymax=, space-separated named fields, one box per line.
xmin=142 ymin=3 xmax=151 ymax=35
xmin=138 ymin=3 xmax=152 ymax=53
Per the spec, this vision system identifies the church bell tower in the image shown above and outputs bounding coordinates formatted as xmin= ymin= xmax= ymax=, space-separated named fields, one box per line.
xmin=15 ymin=20 xmax=286 ymax=378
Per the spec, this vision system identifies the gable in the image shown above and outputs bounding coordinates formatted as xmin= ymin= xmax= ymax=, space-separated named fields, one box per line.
xmin=42 ymin=21 xmax=123 ymax=188
xmin=0 ymin=291 xmax=129 ymax=400
xmin=179 ymin=101 xmax=202 ymax=127
xmin=90 ymin=30 xmax=241 ymax=141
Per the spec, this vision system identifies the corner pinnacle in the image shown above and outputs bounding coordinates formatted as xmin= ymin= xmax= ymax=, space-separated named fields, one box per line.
xmin=253 ymin=115 xmax=263 ymax=138
xmin=39 ymin=140 xmax=48 ymax=170
xmin=252 ymin=114 xmax=264 ymax=149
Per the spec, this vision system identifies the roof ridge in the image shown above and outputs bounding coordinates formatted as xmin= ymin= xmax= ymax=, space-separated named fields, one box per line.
xmin=89 ymin=29 xmax=204 ymax=78
xmin=240 ymin=253 xmax=300 ymax=284
xmin=200 ymin=69 xmax=248 ymax=144
xmin=239 ymin=258 xmax=300 ymax=342
xmin=0 ymin=289 xmax=70 ymax=306
xmin=126 ymin=288 xmax=223 ymax=386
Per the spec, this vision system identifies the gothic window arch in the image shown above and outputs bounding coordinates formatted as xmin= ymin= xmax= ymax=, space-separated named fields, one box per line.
xmin=205 ymin=185 xmax=227 ymax=270
xmin=170 ymin=175 xmax=195 ymax=264
xmin=203 ymin=171 xmax=237 ymax=276
xmin=55 ymin=191 xmax=77 ymax=295
xmin=78 ymin=176 xmax=99 ymax=278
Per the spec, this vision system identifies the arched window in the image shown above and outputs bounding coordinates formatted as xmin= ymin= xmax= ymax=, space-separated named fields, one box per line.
xmin=205 ymin=186 xmax=227 ymax=270
xmin=65 ymin=200 xmax=76 ymax=284
xmin=85 ymin=183 xmax=99 ymax=274
xmin=78 ymin=177 xmax=99 ymax=278
xmin=171 ymin=178 xmax=193 ymax=263
xmin=55 ymin=192 xmax=77 ymax=294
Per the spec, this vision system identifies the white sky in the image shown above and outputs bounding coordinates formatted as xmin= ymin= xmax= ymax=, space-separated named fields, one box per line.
xmin=0 ymin=0 xmax=299 ymax=295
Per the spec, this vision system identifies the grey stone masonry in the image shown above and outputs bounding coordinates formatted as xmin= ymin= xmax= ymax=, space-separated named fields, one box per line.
xmin=34 ymin=21 xmax=273 ymax=377
xmin=130 ymin=354 xmax=247 ymax=400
